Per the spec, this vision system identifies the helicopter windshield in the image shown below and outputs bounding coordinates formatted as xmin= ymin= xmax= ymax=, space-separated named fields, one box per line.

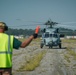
xmin=50 ymin=34 xmax=52 ymax=37
xmin=49 ymin=34 xmax=58 ymax=38
xmin=53 ymin=34 xmax=58 ymax=38
xmin=44 ymin=33 xmax=58 ymax=38
xmin=45 ymin=32 xmax=49 ymax=38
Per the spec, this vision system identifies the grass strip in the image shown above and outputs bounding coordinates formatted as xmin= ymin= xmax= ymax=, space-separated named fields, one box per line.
xmin=19 ymin=51 xmax=46 ymax=71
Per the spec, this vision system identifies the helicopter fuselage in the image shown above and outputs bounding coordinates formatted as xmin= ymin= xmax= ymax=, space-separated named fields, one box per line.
xmin=40 ymin=27 xmax=61 ymax=48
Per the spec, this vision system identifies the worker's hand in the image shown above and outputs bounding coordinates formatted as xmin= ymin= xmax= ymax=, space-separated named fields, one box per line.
xmin=33 ymin=26 xmax=40 ymax=39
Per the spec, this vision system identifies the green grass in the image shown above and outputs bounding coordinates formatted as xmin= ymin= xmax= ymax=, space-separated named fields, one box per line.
xmin=66 ymin=47 xmax=76 ymax=60
xmin=18 ymin=51 xmax=46 ymax=71
xmin=64 ymin=54 xmax=71 ymax=63
xmin=64 ymin=47 xmax=76 ymax=63
xmin=62 ymin=39 xmax=76 ymax=43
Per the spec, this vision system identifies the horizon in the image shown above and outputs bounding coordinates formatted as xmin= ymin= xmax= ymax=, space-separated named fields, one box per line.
xmin=0 ymin=0 xmax=76 ymax=30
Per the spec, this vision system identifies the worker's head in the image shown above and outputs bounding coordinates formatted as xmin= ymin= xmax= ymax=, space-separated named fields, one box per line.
xmin=0 ymin=22 xmax=8 ymax=32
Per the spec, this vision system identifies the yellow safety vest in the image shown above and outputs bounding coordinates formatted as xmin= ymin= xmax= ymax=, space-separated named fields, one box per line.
xmin=0 ymin=33 xmax=14 ymax=68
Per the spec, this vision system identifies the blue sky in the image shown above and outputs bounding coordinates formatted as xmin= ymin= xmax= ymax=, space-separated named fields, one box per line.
xmin=0 ymin=0 xmax=76 ymax=30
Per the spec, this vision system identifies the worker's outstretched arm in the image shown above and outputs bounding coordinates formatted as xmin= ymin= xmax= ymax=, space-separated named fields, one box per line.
xmin=20 ymin=26 xmax=40 ymax=48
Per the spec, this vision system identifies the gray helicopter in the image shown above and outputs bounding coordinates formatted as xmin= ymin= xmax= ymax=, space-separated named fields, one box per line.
xmin=16 ymin=18 xmax=76 ymax=49
xmin=40 ymin=20 xmax=62 ymax=48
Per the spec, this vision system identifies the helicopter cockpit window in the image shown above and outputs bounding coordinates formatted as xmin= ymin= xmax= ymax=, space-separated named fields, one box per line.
xmin=45 ymin=32 xmax=49 ymax=38
xmin=50 ymin=34 xmax=52 ymax=37
xmin=53 ymin=34 xmax=58 ymax=38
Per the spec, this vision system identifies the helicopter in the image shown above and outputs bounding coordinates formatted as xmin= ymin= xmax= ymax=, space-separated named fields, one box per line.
xmin=40 ymin=19 xmax=76 ymax=49
xmin=40 ymin=19 xmax=62 ymax=48
xmin=16 ymin=18 xmax=76 ymax=48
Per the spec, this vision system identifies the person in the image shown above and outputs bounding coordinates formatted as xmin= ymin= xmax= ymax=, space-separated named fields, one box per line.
xmin=0 ymin=22 xmax=40 ymax=75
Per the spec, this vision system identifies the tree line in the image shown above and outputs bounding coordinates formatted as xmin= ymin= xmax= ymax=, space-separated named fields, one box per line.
xmin=6 ymin=28 xmax=35 ymax=36
xmin=5 ymin=28 xmax=76 ymax=37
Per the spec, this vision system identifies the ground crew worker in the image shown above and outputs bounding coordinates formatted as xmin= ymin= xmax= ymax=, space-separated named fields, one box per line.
xmin=0 ymin=22 xmax=40 ymax=75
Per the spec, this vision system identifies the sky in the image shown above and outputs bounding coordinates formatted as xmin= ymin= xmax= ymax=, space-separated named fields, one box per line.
xmin=0 ymin=0 xmax=76 ymax=30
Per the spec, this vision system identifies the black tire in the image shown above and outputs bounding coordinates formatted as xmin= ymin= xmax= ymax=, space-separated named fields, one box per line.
xmin=59 ymin=43 xmax=61 ymax=48
xmin=40 ymin=43 xmax=44 ymax=48
xmin=49 ymin=44 xmax=52 ymax=49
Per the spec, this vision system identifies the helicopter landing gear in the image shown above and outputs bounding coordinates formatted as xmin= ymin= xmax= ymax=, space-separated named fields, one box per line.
xmin=48 ymin=44 xmax=52 ymax=49
xmin=40 ymin=43 xmax=44 ymax=48
xmin=59 ymin=43 xmax=61 ymax=48
xmin=59 ymin=40 xmax=62 ymax=48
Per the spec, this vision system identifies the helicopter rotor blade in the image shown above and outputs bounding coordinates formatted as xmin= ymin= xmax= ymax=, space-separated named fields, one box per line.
xmin=16 ymin=19 xmax=44 ymax=23
xmin=9 ymin=24 xmax=46 ymax=29
xmin=15 ymin=19 xmax=76 ymax=30
xmin=60 ymin=22 xmax=76 ymax=24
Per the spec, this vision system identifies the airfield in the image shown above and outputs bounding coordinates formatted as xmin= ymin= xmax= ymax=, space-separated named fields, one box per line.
xmin=12 ymin=38 xmax=76 ymax=75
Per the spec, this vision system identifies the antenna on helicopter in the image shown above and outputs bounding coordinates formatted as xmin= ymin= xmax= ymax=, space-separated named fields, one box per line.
xmin=44 ymin=19 xmax=58 ymax=28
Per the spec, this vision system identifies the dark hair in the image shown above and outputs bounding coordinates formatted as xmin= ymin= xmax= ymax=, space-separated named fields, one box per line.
xmin=0 ymin=22 xmax=8 ymax=31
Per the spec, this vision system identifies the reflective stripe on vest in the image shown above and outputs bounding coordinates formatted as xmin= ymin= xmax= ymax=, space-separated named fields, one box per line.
xmin=0 ymin=33 xmax=13 ymax=68
xmin=0 ymin=35 xmax=12 ymax=54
